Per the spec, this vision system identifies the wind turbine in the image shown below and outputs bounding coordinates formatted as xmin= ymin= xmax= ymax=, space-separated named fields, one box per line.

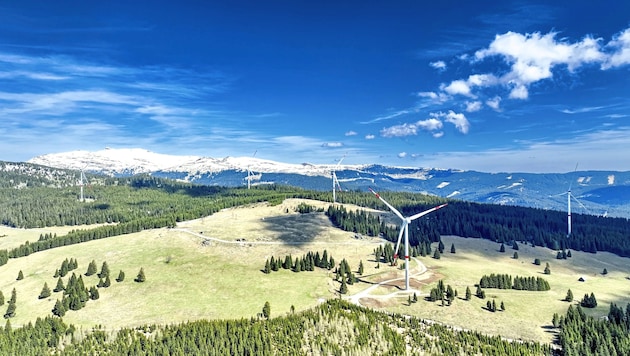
xmin=78 ymin=168 xmax=88 ymax=202
xmin=247 ymin=150 xmax=257 ymax=189
xmin=331 ymin=155 xmax=345 ymax=203
xmin=554 ymin=163 xmax=588 ymax=237
xmin=369 ymin=188 xmax=447 ymax=291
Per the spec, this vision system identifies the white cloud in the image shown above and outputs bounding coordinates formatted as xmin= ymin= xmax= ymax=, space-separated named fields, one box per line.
xmin=604 ymin=28 xmax=630 ymax=69
xmin=433 ymin=131 xmax=444 ymax=138
xmin=486 ymin=96 xmax=501 ymax=110
xmin=430 ymin=60 xmax=446 ymax=70
xmin=345 ymin=130 xmax=357 ymax=136
xmin=465 ymin=101 xmax=482 ymax=112
xmin=432 ymin=110 xmax=470 ymax=134
xmin=416 ymin=118 xmax=443 ymax=131
xmin=380 ymin=122 xmax=419 ymax=137
xmin=417 ymin=91 xmax=449 ymax=104
xmin=398 ymin=152 xmax=407 ymax=158
xmin=442 ymin=80 xmax=473 ymax=97
xmin=508 ymin=84 xmax=528 ymax=99
xmin=321 ymin=142 xmax=343 ymax=148
xmin=380 ymin=118 xmax=443 ymax=138
xmin=365 ymin=134 xmax=375 ymax=140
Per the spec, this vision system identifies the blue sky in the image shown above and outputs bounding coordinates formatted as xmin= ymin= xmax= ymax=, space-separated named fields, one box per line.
xmin=1 ymin=1 xmax=629 ymax=172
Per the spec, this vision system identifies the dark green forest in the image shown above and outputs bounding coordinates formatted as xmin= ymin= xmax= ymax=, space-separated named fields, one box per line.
xmin=0 ymin=299 xmax=555 ymax=355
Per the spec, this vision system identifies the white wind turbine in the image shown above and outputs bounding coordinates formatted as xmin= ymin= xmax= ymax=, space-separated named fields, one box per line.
xmin=554 ymin=164 xmax=588 ymax=237
xmin=369 ymin=188 xmax=447 ymax=291
xmin=331 ymin=155 xmax=345 ymax=203
xmin=78 ymin=168 xmax=88 ymax=202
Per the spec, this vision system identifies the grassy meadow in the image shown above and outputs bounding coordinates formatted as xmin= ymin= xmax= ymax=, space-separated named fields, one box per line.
xmin=0 ymin=198 xmax=628 ymax=345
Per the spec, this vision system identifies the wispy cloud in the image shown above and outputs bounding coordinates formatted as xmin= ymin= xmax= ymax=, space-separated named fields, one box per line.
xmin=345 ymin=130 xmax=357 ymax=136
xmin=560 ymin=106 xmax=605 ymax=114
xmin=430 ymin=60 xmax=446 ymax=70
xmin=322 ymin=142 xmax=343 ymax=148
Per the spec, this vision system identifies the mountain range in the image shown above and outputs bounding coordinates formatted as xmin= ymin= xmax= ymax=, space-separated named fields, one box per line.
xmin=25 ymin=148 xmax=630 ymax=218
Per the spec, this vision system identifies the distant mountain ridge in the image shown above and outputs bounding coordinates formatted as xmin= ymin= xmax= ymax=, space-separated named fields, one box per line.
xmin=27 ymin=148 xmax=630 ymax=218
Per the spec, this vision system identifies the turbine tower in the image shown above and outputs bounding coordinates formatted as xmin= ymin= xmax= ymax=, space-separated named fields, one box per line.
xmin=79 ymin=168 xmax=87 ymax=202
xmin=555 ymin=163 xmax=588 ymax=237
xmin=369 ymin=188 xmax=447 ymax=291
xmin=331 ymin=155 xmax=345 ymax=203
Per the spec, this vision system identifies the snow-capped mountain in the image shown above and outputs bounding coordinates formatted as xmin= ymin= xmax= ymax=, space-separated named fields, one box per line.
xmin=27 ymin=148 xmax=630 ymax=218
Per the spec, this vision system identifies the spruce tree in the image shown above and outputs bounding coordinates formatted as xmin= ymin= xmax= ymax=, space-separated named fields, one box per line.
xmin=433 ymin=249 xmax=441 ymax=259
xmin=85 ymin=260 xmax=97 ymax=276
xmin=465 ymin=286 xmax=471 ymax=301
xmin=450 ymin=243 xmax=456 ymax=253
xmin=9 ymin=288 xmax=16 ymax=304
xmin=500 ymin=301 xmax=505 ymax=311
xmin=98 ymin=261 xmax=110 ymax=278
xmin=116 ymin=270 xmax=125 ymax=282
xmin=104 ymin=276 xmax=111 ymax=287
xmin=499 ymin=243 xmax=505 ymax=253
xmin=358 ymin=260 xmax=364 ymax=275
xmin=262 ymin=301 xmax=271 ymax=319
xmin=339 ymin=278 xmax=348 ymax=294
xmin=565 ymin=289 xmax=574 ymax=302
xmin=0 ymin=291 xmax=4 ymax=306
xmin=534 ymin=258 xmax=541 ymax=265
xmin=38 ymin=282 xmax=51 ymax=299
xmin=264 ymin=259 xmax=271 ymax=274
xmin=54 ymin=277 xmax=65 ymax=292
xmin=89 ymin=286 xmax=99 ymax=300
xmin=16 ymin=270 xmax=24 ymax=280
xmin=544 ymin=263 xmax=551 ymax=275
xmin=52 ymin=299 xmax=65 ymax=317
xmin=135 ymin=268 xmax=146 ymax=283
xmin=513 ymin=252 xmax=519 ymax=259
xmin=3 ymin=302 xmax=15 ymax=319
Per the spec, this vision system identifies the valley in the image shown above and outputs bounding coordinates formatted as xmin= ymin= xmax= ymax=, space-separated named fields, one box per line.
xmin=2 ymin=198 xmax=629 ymax=348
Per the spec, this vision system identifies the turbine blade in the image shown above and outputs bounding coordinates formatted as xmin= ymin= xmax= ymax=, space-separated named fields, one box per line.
xmin=571 ymin=193 xmax=589 ymax=213
xmin=393 ymin=222 xmax=405 ymax=259
xmin=408 ymin=203 xmax=448 ymax=221
xmin=368 ymin=188 xmax=404 ymax=220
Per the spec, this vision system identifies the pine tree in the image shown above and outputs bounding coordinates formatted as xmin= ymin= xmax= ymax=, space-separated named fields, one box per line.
xmin=52 ymin=299 xmax=66 ymax=317
xmin=0 ymin=291 xmax=4 ymax=306
xmin=513 ymin=252 xmax=519 ymax=259
xmin=412 ymin=292 xmax=418 ymax=303
xmin=603 ymin=268 xmax=608 ymax=275
xmin=565 ymin=289 xmax=574 ymax=302
xmin=89 ymin=286 xmax=100 ymax=300
xmin=104 ymin=276 xmax=111 ymax=287
xmin=264 ymin=259 xmax=271 ymax=274
xmin=500 ymin=301 xmax=505 ymax=311
xmin=438 ymin=240 xmax=445 ymax=253
xmin=98 ymin=261 xmax=110 ymax=278
xmin=544 ymin=263 xmax=551 ymax=275
xmin=135 ymin=268 xmax=146 ymax=283
xmin=262 ymin=301 xmax=271 ymax=319
xmin=512 ymin=241 xmax=519 ymax=250
xmin=465 ymin=286 xmax=471 ymax=300
xmin=85 ymin=260 xmax=97 ymax=276
xmin=3 ymin=302 xmax=15 ymax=319
xmin=116 ymin=270 xmax=125 ymax=282
xmin=9 ymin=288 xmax=16 ymax=305
xmin=339 ymin=278 xmax=348 ymax=294
xmin=54 ymin=277 xmax=65 ymax=292
xmin=552 ymin=313 xmax=560 ymax=327
xmin=433 ymin=249 xmax=441 ymax=259
xmin=358 ymin=260 xmax=364 ymax=275
xmin=534 ymin=258 xmax=541 ymax=265
xmin=38 ymin=282 xmax=51 ymax=299
xmin=16 ymin=270 xmax=24 ymax=280
xmin=450 ymin=243 xmax=456 ymax=253
xmin=499 ymin=243 xmax=505 ymax=253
